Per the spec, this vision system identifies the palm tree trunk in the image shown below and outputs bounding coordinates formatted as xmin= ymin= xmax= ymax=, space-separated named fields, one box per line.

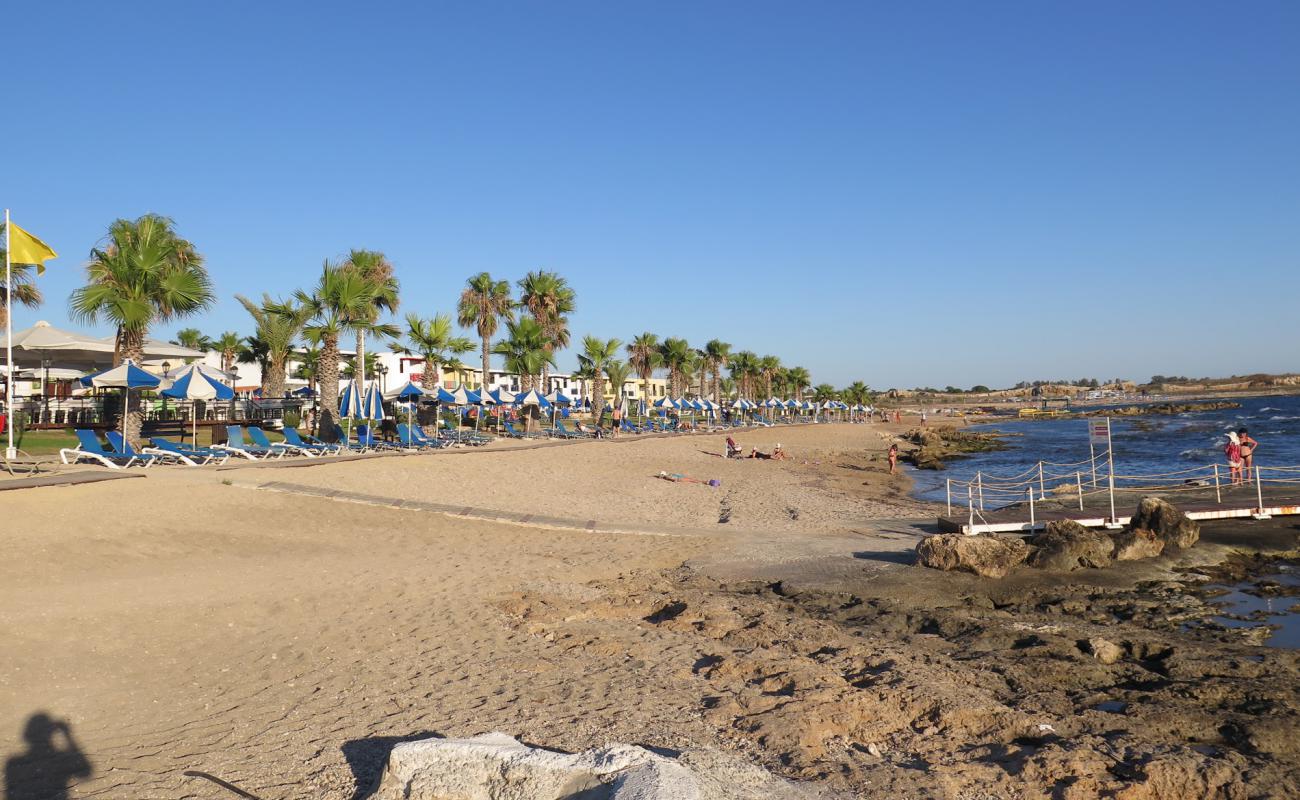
xmin=480 ymin=336 xmax=491 ymax=391
xmin=712 ymin=369 xmax=720 ymax=403
xmin=120 ymin=329 xmax=146 ymax=446
xmin=421 ymin=357 xmax=436 ymax=390
xmin=355 ymin=330 xmax=366 ymax=383
xmin=267 ymin=354 xmax=288 ymax=399
xmin=319 ymin=334 xmax=341 ymax=441
xmin=593 ymin=372 xmax=606 ymax=425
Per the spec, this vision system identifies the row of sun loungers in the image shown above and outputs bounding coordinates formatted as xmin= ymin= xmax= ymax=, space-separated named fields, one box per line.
xmin=58 ymin=422 xmax=497 ymax=469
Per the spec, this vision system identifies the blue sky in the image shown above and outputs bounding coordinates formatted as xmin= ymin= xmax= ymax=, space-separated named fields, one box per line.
xmin=7 ymin=2 xmax=1299 ymax=389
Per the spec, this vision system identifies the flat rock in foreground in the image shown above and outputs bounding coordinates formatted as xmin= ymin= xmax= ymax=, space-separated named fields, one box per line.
xmin=372 ymin=731 xmax=828 ymax=800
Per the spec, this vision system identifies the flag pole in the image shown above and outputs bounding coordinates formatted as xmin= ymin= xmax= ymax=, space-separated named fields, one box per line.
xmin=5 ymin=209 xmax=14 ymax=460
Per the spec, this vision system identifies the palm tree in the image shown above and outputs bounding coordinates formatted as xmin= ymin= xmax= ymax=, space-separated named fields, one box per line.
xmin=213 ymin=331 xmax=242 ymax=376
xmin=341 ymin=249 xmax=400 ymax=381
xmin=395 ymin=312 xmax=474 ymax=390
xmin=604 ymin=359 xmax=634 ymax=416
xmin=812 ymin=383 xmax=837 ymax=403
xmin=728 ymin=350 xmax=758 ymax=399
xmin=237 ymin=334 xmax=270 ymax=395
xmin=292 ymin=345 xmax=321 ymax=399
xmin=0 ymin=224 xmax=45 ymax=333
xmin=458 ymin=272 xmax=513 ymax=390
xmin=492 ymin=317 xmax=553 ymax=393
xmin=69 ymin=214 xmax=213 ymax=444
xmin=572 ymin=355 xmax=598 ymax=407
xmin=493 ymin=318 xmax=554 ymax=430
xmin=171 ymin=327 xmax=211 ymax=360
xmin=658 ymin=337 xmax=692 ymax=397
xmin=518 ymin=270 xmax=575 ymax=392
xmin=703 ymin=339 xmax=731 ymax=402
xmin=295 ymin=260 xmax=391 ymax=438
xmin=626 ymin=332 xmax=661 ymax=412
xmin=581 ymin=336 xmax=622 ymax=421
xmin=758 ymin=355 xmax=782 ymax=398
xmin=237 ymin=295 xmax=309 ymax=399
xmin=342 ymin=351 xmax=383 ymax=379
xmin=786 ymin=366 xmax=812 ymax=402
xmin=719 ymin=377 xmax=737 ymax=402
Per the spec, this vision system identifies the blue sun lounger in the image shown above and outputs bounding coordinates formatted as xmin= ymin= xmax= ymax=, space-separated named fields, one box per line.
xmin=247 ymin=426 xmax=313 ymax=457
xmin=143 ymin=437 xmax=230 ymax=466
xmin=60 ymin=429 xmax=147 ymax=469
xmin=282 ymin=428 xmax=342 ymax=455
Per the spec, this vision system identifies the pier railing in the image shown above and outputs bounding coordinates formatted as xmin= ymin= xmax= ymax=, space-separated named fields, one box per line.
xmin=944 ymin=453 xmax=1300 ymax=534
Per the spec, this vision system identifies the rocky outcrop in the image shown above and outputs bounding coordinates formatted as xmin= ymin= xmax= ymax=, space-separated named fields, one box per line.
xmin=1027 ymin=520 xmax=1114 ymax=571
xmin=1081 ymin=401 xmax=1241 ymax=418
xmin=1128 ymin=496 xmax=1200 ymax=550
xmin=915 ymin=533 xmax=1029 ymax=578
xmin=371 ymin=732 xmax=816 ymax=800
xmin=1110 ymin=528 xmax=1166 ymax=561
xmin=900 ymin=428 xmax=1007 ymax=471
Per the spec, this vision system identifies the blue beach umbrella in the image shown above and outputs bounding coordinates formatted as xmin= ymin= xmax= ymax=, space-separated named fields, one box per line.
xmin=363 ymin=384 xmax=385 ymax=421
xmin=338 ymin=379 xmax=364 ymax=444
xmin=162 ymin=365 xmax=235 ymax=443
xmin=80 ymin=360 xmax=162 ymax=439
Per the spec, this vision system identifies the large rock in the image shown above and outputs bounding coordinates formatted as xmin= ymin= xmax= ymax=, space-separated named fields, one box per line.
xmin=1109 ymin=528 xmax=1166 ymax=561
xmin=915 ymin=533 xmax=1029 ymax=578
xmin=1127 ymin=496 xmax=1200 ymax=550
xmin=371 ymin=732 xmax=821 ymax=800
xmin=1027 ymin=520 xmax=1113 ymax=571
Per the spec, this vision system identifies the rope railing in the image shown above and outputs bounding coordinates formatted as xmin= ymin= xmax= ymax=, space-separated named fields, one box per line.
xmin=943 ymin=457 xmax=1300 ymax=524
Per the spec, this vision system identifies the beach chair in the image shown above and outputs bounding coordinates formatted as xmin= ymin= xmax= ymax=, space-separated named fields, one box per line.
xmin=60 ymin=429 xmax=143 ymax=469
xmin=282 ymin=428 xmax=342 ymax=455
xmin=548 ymin=420 xmax=586 ymax=439
xmin=143 ymin=437 xmax=231 ymax=466
xmin=104 ymin=431 xmax=177 ymax=466
xmin=408 ymin=425 xmax=448 ymax=449
xmin=396 ymin=423 xmax=436 ymax=450
xmin=329 ymin=424 xmax=371 ymax=452
xmin=248 ymin=426 xmax=314 ymax=457
xmin=216 ymin=426 xmax=281 ymax=460
xmin=500 ymin=420 xmax=528 ymax=439
xmin=355 ymin=425 xmax=403 ymax=451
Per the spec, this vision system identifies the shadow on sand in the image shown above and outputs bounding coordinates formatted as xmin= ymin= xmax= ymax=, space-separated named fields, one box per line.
xmin=4 ymin=713 xmax=92 ymax=800
xmin=342 ymin=731 xmax=442 ymax=800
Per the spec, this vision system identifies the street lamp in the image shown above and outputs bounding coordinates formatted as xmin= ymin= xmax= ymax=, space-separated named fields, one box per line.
xmin=379 ymin=362 xmax=389 ymax=393
xmin=160 ymin=361 xmax=171 ymax=420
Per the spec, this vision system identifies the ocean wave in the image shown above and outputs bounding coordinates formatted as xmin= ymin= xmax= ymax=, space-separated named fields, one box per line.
xmin=1269 ymin=415 xmax=1299 ymax=421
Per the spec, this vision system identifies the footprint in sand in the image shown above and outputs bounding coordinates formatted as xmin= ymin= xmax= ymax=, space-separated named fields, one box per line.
xmin=786 ymin=507 xmax=801 ymax=521
xmin=718 ymin=497 xmax=733 ymax=524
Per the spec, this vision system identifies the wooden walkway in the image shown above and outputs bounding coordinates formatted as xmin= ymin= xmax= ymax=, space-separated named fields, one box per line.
xmin=938 ymin=485 xmax=1300 ymax=535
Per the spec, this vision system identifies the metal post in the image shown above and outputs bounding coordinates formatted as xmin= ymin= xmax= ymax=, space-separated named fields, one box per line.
xmin=977 ymin=471 xmax=985 ymax=512
xmin=1028 ymin=487 xmax=1036 ymax=532
xmin=946 ymin=479 xmax=952 ymax=516
xmin=1213 ymin=464 xmax=1221 ymax=504
xmin=967 ymin=485 xmax=975 ymax=535
xmin=4 ymin=209 xmax=14 ymax=460
xmin=1077 ymin=471 xmax=1084 ymax=511
xmin=1256 ymin=466 xmax=1265 ymax=514
xmin=1108 ymin=470 xmax=1117 ymax=526
xmin=1038 ymin=461 xmax=1045 ymax=499
xmin=1088 ymin=436 xmax=1097 ymax=489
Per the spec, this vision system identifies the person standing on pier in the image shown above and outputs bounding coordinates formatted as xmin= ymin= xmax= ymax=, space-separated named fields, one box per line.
xmin=1225 ymin=431 xmax=1244 ymax=485
xmin=1237 ymin=428 xmax=1258 ymax=477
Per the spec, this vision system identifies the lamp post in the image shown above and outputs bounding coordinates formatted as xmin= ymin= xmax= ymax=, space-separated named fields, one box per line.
xmin=160 ymin=361 xmax=171 ymax=421
xmin=379 ymin=362 xmax=388 ymax=394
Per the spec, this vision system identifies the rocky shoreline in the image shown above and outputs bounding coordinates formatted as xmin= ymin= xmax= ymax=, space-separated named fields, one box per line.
xmin=899 ymin=427 xmax=1008 ymax=470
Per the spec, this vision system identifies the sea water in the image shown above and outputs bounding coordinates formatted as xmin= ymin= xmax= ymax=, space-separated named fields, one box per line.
xmin=908 ymin=394 xmax=1300 ymax=505
xmin=906 ymin=394 xmax=1300 ymax=648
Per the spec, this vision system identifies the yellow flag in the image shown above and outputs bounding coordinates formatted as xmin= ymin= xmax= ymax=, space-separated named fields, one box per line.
xmin=7 ymin=221 xmax=58 ymax=275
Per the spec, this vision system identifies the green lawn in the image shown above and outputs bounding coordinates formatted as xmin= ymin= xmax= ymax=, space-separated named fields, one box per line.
xmin=8 ymin=429 xmax=79 ymax=456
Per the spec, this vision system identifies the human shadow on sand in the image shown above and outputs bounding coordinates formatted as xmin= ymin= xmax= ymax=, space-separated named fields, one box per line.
xmin=4 ymin=713 xmax=92 ymax=800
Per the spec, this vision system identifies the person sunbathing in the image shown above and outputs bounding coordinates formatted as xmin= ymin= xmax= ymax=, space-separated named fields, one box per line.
xmin=771 ymin=443 xmax=787 ymax=460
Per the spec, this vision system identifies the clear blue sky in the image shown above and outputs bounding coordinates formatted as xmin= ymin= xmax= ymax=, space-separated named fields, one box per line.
xmin=8 ymin=2 xmax=1299 ymax=389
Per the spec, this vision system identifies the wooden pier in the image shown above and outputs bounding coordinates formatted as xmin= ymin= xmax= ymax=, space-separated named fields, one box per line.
xmin=938 ymin=484 xmax=1300 ymax=535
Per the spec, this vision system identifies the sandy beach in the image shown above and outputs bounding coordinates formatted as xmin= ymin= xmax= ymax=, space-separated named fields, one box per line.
xmin=3 ymin=422 xmax=1299 ymax=798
